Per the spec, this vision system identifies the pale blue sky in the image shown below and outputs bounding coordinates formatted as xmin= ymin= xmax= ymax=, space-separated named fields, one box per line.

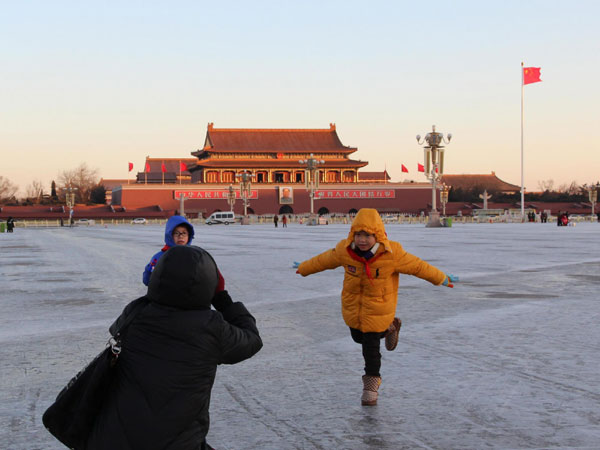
xmin=2 ymin=1 xmax=599 ymax=194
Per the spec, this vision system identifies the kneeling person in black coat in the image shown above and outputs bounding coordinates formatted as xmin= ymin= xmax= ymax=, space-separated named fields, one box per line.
xmin=87 ymin=245 xmax=263 ymax=450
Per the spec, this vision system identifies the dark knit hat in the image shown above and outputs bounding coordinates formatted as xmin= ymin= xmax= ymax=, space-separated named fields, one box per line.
xmin=147 ymin=245 xmax=218 ymax=310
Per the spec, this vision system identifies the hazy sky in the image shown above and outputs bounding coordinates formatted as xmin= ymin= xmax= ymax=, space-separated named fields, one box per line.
xmin=2 ymin=1 xmax=599 ymax=195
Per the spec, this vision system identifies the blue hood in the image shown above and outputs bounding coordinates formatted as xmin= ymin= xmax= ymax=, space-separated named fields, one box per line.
xmin=164 ymin=215 xmax=195 ymax=247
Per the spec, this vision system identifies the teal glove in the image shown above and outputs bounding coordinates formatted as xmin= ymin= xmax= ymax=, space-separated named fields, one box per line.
xmin=292 ymin=261 xmax=300 ymax=269
xmin=442 ymin=274 xmax=459 ymax=288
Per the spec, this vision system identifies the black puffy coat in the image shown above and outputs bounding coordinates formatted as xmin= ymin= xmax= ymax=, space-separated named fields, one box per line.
xmin=87 ymin=246 xmax=262 ymax=450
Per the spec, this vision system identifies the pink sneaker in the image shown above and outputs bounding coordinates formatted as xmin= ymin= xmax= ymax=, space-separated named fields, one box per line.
xmin=384 ymin=317 xmax=402 ymax=351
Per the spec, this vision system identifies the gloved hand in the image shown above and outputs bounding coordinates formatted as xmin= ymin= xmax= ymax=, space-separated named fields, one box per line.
xmin=292 ymin=261 xmax=300 ymax=269
xmin=442 ymin=274 xmax=459 ymax=288
xmin=216 ymin=269 xmax=225 ymax=293
xmin=212 ymin=290 xmax=233 ymax=312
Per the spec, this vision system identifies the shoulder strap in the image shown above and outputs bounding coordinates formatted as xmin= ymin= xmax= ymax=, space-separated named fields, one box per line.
xmin=110 ymin=297 xmax=149 ymax=337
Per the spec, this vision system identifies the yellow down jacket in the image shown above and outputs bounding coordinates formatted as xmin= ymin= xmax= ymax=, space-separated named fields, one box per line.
xmin=297 ymin=208 xmax=447 ymax=333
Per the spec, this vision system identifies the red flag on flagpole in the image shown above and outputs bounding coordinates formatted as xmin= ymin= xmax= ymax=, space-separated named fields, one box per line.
xmin=401 ymin=164 xmax=408 ymax=173
xmin=523 ymin=67 xmax=541 ymax=85
xmin=145 ymin=162 xmax=151 ymax=172
xmin=418 ymin=163 xmax=425 ymax=172
xmin=161 ymin=162 xmax=167 ymax=173
xmin=128 ymin=162 xmax=133 ymax=172
xmin=179 ymin=161 xmax=187 ymax=172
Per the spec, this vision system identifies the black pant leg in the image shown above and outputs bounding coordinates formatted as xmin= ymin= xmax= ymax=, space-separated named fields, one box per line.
xmin=349 ymin=328 xmax=385 ymax=376
xmin=350 ymin=327 xmax=363 ymax=344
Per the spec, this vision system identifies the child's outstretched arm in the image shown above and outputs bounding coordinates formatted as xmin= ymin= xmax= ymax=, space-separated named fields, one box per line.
xmin=295 ymin=247 xmax=342 ymax=276
xmin=394 ymin=246 xmax=455 ymax=287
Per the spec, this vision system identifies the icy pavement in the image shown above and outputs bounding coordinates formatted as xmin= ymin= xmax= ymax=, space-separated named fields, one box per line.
xmin=1 ymin=222 xmax=599 ymax=449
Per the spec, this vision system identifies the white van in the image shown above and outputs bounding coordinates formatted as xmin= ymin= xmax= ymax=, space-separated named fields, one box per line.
xmin=206 ymin=211 xmax=236 ymax=225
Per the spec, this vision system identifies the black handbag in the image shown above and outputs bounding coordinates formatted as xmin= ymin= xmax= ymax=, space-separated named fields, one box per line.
xmin=43 ymin=300 xmax=147 ymax=449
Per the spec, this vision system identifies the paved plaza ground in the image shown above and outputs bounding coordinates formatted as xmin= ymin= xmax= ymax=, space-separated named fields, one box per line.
xmin=1 ymin=221 xmax=599 ymax=449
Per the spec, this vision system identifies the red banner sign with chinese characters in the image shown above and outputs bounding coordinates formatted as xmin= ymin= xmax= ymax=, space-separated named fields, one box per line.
xmin=315 ymin=190 xmax=395 ymax=199
xmin=174 ymin=190 xmax=258 ymax=199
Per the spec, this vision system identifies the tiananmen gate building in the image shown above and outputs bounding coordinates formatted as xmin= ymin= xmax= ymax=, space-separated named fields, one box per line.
xmin=110 ymin=123 xmax=444 ymax=217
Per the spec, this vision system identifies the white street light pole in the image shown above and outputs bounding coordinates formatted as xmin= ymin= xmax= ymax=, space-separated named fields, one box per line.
xmin=416 ymin=125 xmax=451 ymax=227
xmin=299 ymin=153 xmax=324 ymax=215
xmin=585 ymin=182 xmax=599 ymax=220
xmin=227 ymin=184 xmax=236 ymax=212
xmin=235 ymin=171 xmax=253 ymax=217
xmin=64 ymin=186 xmax=78 ymax=227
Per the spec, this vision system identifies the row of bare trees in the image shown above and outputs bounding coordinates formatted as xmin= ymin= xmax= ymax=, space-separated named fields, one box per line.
xmin=1 ymin=163 xmax=106 ymax=205
xmin=449 ymin=179 xmax=595 ymax=203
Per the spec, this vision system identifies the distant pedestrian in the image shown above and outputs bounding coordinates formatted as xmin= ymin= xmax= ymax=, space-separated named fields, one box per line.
xmin=293 ymin=208 xmax=459 ymax=406
xmin=282 ymin=215 xmax=287 ymax=228
xmin=6 ymin=216 xmax=15 ymax=232
xmin=273 ymin=215 xmax=279 ymax=228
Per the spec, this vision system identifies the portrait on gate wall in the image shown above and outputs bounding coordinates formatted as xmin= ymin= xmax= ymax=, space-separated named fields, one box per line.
xmin=279 ymin=186 xmax=293 ymax=204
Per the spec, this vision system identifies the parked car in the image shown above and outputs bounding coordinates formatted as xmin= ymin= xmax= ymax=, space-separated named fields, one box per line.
xmin=131 ymin=218 xmax=147 ymax=224
xmin=76 ymin=218 xmax=94 ymax=225
xmin=206 ymin=211 xmax=236 ymax=225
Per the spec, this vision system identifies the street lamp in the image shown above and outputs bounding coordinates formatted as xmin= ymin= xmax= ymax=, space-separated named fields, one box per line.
xmin=584 ymin=182 xmax=600 ymax=219
xmin=299 ymin=153 xmax=324 ymax=216
xmin=227 ymin=184 xmax=236 ymax=212
xmin=64 ymin=186 xmax=78 ymax=226
xmin=440 ymin=183 xmax=451 ymax=216
xmin=416 ymin=125 xmax=452 ymax=227
xmin=235 ymin=171 xmax=254 ymax=217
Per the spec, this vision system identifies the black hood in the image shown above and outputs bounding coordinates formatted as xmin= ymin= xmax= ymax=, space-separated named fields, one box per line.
xmin=147 ymin=245 xmax=218 ymax=310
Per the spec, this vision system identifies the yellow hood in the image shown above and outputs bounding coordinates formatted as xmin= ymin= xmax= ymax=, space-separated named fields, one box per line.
xmin=345 ymin=208 xmax=392 ymax=252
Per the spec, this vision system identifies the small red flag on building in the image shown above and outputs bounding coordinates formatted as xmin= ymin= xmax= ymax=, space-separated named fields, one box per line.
xmin=179 ymin=161 xmax=187 ymax=172
xmin=418 ymin=163 xmax=425 ymax=172
xmin=161 ymin=162 xmax=167 ymax=173
xmin=523 ymin=67 xmax=541 ymax=85
xmin=401 ymin=164 xmax=408 ymax=173
xmin=128 ymin=162 xmax=133 ymax=172
xmin=145 ymin=162 xmax=151 ymax=173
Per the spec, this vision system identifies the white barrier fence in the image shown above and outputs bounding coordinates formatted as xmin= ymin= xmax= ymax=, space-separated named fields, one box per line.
xmin=5 ymin=214 xmax=599 ymax=229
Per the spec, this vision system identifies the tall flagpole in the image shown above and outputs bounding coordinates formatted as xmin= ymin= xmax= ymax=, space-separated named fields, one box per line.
xmin=520 ymin=62 xmax=525 ymax=220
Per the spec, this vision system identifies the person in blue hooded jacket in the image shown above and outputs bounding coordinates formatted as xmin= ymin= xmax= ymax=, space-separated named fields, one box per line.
xmin=142 ymin=215 xmax=196 ymax=286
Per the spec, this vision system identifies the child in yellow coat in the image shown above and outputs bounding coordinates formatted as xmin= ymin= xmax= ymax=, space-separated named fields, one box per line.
xmin=294 ymin=208 xmax=458 ymax=405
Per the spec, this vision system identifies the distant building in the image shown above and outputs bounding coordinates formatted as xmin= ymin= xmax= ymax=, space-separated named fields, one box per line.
xmin=99 ymin=178 xmax=129 ymax=204
xmin=358 ymin=170 xmax=391 ymax=184
xmin=148 ymin=123 xmax=369 ymax=185
xmin=111 ymin=123 xmax=434 ymax=216
xmin=441 ymin=172 xmax=520 ymax=194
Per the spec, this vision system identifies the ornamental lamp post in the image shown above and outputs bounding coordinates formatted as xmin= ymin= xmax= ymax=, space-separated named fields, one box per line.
xmin=416 ymin=125 xmax=452 ymax=227
xmin=584 ymin=182 xmax=600 ymax=219
xmin=440 ymin=183 xmax=451 ymax=216
xmin=64 ymin=186 xmax=78 ymax=227
xmin=227 ymin=184 xmax=236 ymax=212
xmin=299 ymin=153 xmax=324 ymax=216
xmin=235 ymin=171 xmax=254 ymax=218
